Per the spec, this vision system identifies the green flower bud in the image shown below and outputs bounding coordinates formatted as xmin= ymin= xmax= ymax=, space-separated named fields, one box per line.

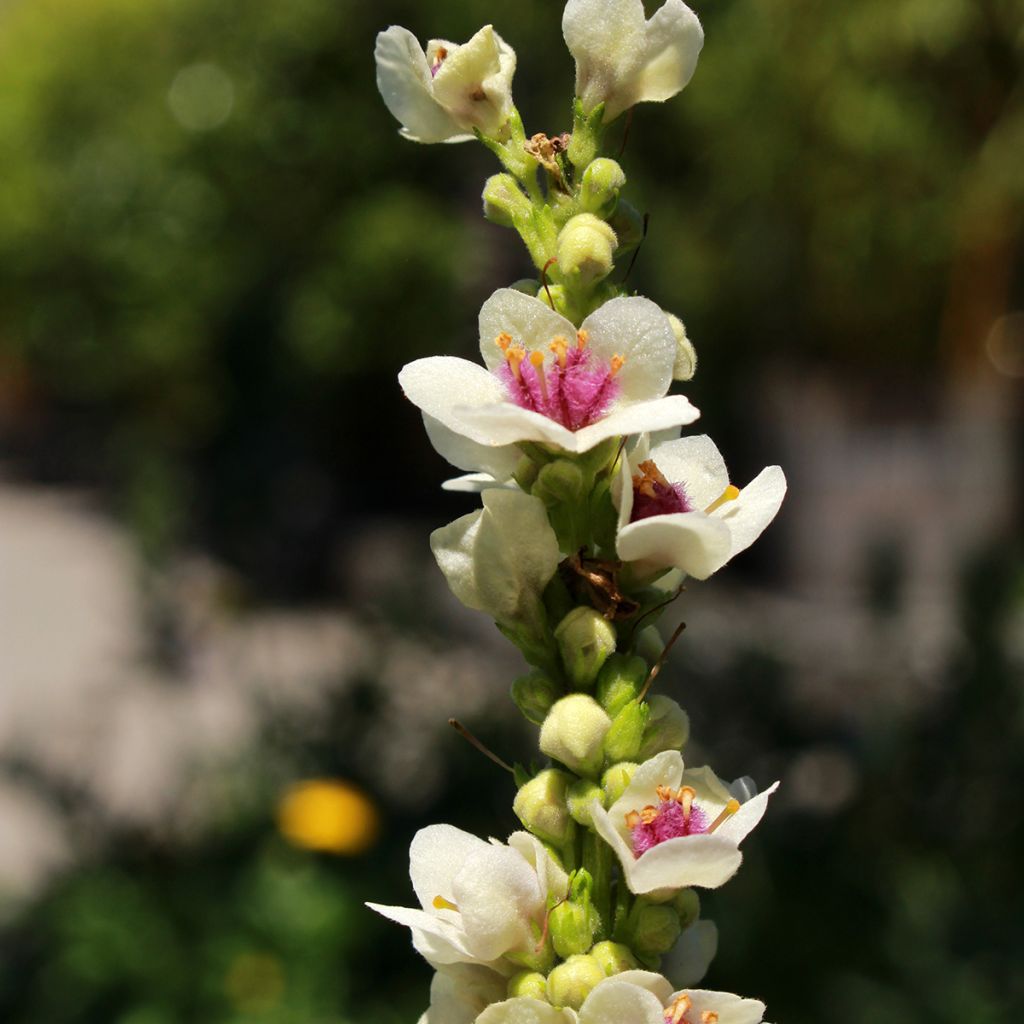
xmin=555 ymin=608 xmax=617 ymax=690
xmin=567 ymin=777 xmax=605 ymax=827
xmin=590 ymin=940 xmax=639 ymax=977
xmin=608 ymin=200 xmax=644 ymax=255
xmin=482 ymin=173 xmax=532 ymax=228
xmin=556 ymin=213 xmax=618 ymax=287
xmin=595 ymin=654 xmax=648 ymax=717
xmin=532 ymin=459 xmax=587 ymax=510
xmin=546 ymin=954 xmax=605 ymax=1011
xmin=674 ymin=888 xmax=701 ymax=930
xmin=540 ymin=695 xmax=612 ymax=778
xmin=666 ymin=312 xmax=697 ymax=382
xmin=580 ymin=158 xmax=627 ymax=218
xmin=507 ymin=971 xmax=549 ymax=1001
xmin=536 ymin=283 xmax=571 ymax=319
xmin=513 ymin=768 xmax=576 ymax=846
xmin=550 ymin=896 xmax=598 ymax=959
xmin=601 ymin=761 xmax=637 ymax=803
xmin=635 ymin=625 xmax=663 ymax=664
xmin=511 ymin=671 xmax=560 ymax=725
xmin=629 ymin=901 xmax=682 ymax=958
xmin=509 ymin=277 xmax=540 ymax=295
xmin=603 ymin=698 xmax=650 ymax=763
xmin=637 ymin=695 xmax=691 ymax=759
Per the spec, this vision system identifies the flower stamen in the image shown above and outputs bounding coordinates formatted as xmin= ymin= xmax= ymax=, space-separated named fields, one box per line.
xmin=496 ymin=331 xmax=513 ymax=352
xmin=432 ymin=895 xmax=459 ymax=913
xmin=706 ymin=798 xmax=741 ymax=833
xmin=677 ymin=785 xmax=696 ymax=824
xmin=549 ymin=336 xmax=569 ymax=369
xmin=529 ymin=350 xmax=549 ymax=404
xmin=430 ymin=46 xmax=448 ymax=78
xmin=701 ymin=1013 xmax=719 ymax=1024
xmin=610 ymin=353 xmax=625 ymax=376
xmin=505 ymin=344 xmax=527 ymax=381
xmin=576 ymin=328 xmax=589 ymax=349
xmin=704 ymin=484 xmax=740 ymax=514
xmin=665 ymin=994 xmax=692 ymax=1024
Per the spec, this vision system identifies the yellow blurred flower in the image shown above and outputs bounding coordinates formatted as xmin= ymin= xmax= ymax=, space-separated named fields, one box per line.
xmin=277 ymin=778 xmax=380 ymax=855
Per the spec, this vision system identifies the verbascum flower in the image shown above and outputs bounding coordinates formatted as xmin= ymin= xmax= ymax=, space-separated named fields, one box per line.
xmin=367 ymin=824 xmax=567 ymax=969
xmin=400 ymin=289 xmax=698 ymax=462
xmin=475 ymin=969 xmax=769 ymax=1023
xmin=563 ymin=0 xmax=704 ymax=122
xmin=417 ymin=963 xmax=509 ymax=1024
xmin=614 ymin=434 xmax=786 ymax=582
xmin=590 ymin=750 xmax=779 ymax=894
xmin=375 ymin=24 xmax=516 ymax=143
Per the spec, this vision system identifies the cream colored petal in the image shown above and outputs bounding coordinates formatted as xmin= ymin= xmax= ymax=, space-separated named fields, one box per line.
xmin=479 ymin=289 xmax=576 ymax=371
xmin=590 ymin=802 xmax=644 ymax=880
xmin=668 ymin=990 xmax=766 ymax=1024
xmin=441 ymin=472 xmax=506 ymax=493
xmin=365 ymin=902 xmax=475 ymax=965
xmin=606 ymin=750 xmax=684 ymax=826
xmin=374 ymin=27 xmax=467 ymax=143
xmin=647 ymin=435 xmax=729 ymax=511
xmin=710 ymin=781 xmax=779 ymax=845
xmin=477 ymin=998 xmax=575 ymax=1024
xmin=715 ymin=465 xmax=786 ymax=556
xmin=409 ymin=824 xmax=491 ymax=915
xmin=507 ymin=831 xmax=570 ymax=900
xmin=400 ymin=357 xmax=507 ymax=446
xmin=562 ymin=0 xmax=646 ymax=115
xmin=425 ymin=965 xmax=510 ymax=1024
xmin=572 ymin=395 xmax=700 ymax=451
xmin=432 ymin=26 xmax=516 ymax=138
xmin=679 ymin=764 xmax=735 ymax=808
xmin=577 ymin=977 xmax=666 ymax=1024
xmin=430 ymin=509 xmax=486 ymax=612
xmin=582 ymin=296 xmax=676 ymax=402
xmin=616 ymin=512 xmax=732 ymax=580
xmin=455 ymin=401 xmax=579 ymax=450
xmin=594 ymin=970 xmax=675 ymax=1003
xmin=626 ymin=834 xmax=743 ymax=892
xmin=423 ymin=413 xmax=521 ymax=479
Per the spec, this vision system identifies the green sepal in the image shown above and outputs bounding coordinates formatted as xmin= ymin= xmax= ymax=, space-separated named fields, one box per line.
xmin=567 ymin=99 xmax=606 ymax=170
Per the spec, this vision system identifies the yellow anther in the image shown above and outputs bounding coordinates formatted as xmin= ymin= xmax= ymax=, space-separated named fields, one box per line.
xmin=656 ymin=784 xmax=675 ymax=802
xmin=676 ymin=786 xmax=696 ymax=822
xmin=529 ymin=350 xmax=549 ymax=402
xmin=665 ymin=994 xmax=692 ymax=1024
xmin=549 ymin=336 xmax=569 ymax=368
xmin=496 ymin=331 xmax=514 ymax=352
xmin=505 ymin=344 xmax=527 ymax=380
xmin=576 ymin=328 xmax=589 ymax=349
xmin=625 ymin=810 xmax=642 ymax=829
xmin=639 ymin=804 xmax=659 ymax=825
xmin=432 ymin=895 xmax=459 ymax=913
xmin=707 ymin=798 xmax=741 ymax=834
xmin=430 ymin=46 xmax=448 ymax=74
xmin=633 ymin=459 xmax=671 ymax=500
xmin=701 ymin=1012 xmax=719 ymax=1024
xmin=610 ymin=353 xmax=625 ymax=376
xmin=704 ymin=484 xmax=740 ymax=515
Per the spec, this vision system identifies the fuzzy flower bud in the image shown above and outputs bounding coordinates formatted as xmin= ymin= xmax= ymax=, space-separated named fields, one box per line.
xmin=666 ymin=312 xmax=697 ymax=381
xmin=511 ymin=671 xmax=560 ymax=725
xmin=629 ymin=900 xmax=682 ymax=958
xmin=556 ymin=213 xmax=618 ymax=287
xmin=513 ymin=768 xmax=575 ymax=846
xmin=546 ymin=954 xmax=605 ymax=1011
xmin=550 ymin=870 xmax=599 ymax=958
xmin=601 ymin=761 xmax=637 ymax=803
xmin=507 ymin=971 xmax=549 ymax=1000
xmin=555 ymin=608 xmax=617 ymax=690
xmin=567 ymin=778 xmax=605 ymax=827
xmin=482 ymin=173 xmax=532 ymax=228
xmin=595 ymin=653 xmax=647 ymax=716
xmin=532 ymin=459 xmax=588 ymax=510
xmin=540 ymin=695 xmax=612 ymax=777
xmin=580 ymin=158 xmax=627 ymax=218
xmin=589 ymin=939 xmax=640 ymax=977
xmin=603 ymin=698 xmax=650 ymax=762
xmin=637 ymin=695 xmax=691 ymax=759
xmin=674 ymin=888 xmax=701 ymax=929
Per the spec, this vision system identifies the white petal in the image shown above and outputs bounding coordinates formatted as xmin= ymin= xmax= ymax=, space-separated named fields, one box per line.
xmin=616 ymin=511 xmax=733 ymax=580
xmin=426 ymin=965 xmax=510 ymax=1024
xmin=431 ymin=26 xmax=516 ymax=138
xmin=455 ymin=401 xmax=580 ymax=450
xmin=715 ymin=465 xmax=786 ymax=556
xmin=606 ymin=750 xmax=683 ymax=825
xmin=622 ymin=1 xmax=704 ymax=117
xmin=594 ymin=970 xmax=675 ymax=1003
xmin=441 ymin=472 xmax=508 ymax=493
xmin=711 ymin=781 xmax=779 ymax=845
xmin=647 ymin=435 xmax=730 ymax=511
xmin=581 ymin=296 xmax=676 ymax=402
xmin=625 ymin=834 xmax=744 ymax=892
xmin=478 ymin=289 xmax=576 ymax=371
xmin=365 ymin=902 xmax=476 ymax=965
xmin=669 ymin=990 xmax=766 ymax=1024
xmin=400 ymin=356 xmax=507 ymax=446
xmin=430 ymin=509 xmax=486 ymax=612
xmin=664 ymin=920 xmax=718 ymax=987
xmin=477 ymin=999 xmax=575 ymax=1024
xmin=572 ymin=395 xmax=700 ymax=451
xmin=374 ymin=27 xmax=466 ymax=143
xmin=423 ymin=413 xmax=521 ymax=479
xmin=410 ymin=824 xmax=491 ymax=915
xmin=507 ymin=831 xmax=570 ymax=900
xmin=578 ymin=977 xmax=666 ymax=1024
xmin=562 ymin=0 xmax=646 ymax=115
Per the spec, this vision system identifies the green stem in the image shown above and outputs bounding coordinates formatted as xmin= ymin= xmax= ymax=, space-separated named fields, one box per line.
xmin=582 ymin=830 xmax=613 ymax=940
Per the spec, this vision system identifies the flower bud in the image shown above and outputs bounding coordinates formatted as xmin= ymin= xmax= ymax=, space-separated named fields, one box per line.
xmin=580 ymin=158 xmax=626 ymax=218
xmin=507 ymin=971 xmax=549 ymax=1001
xmin=637 ymin=695 xmax=691 ymax=759
xmin=630 ymin=901 xmax=682 ymax=958
xmin=608 ymin=200 xmax=644 ymax=254
xmin=635 ymin=625 xmax=663 ymax=664
xmin=509 ymin=277 xmax=540 ymax=295
xmin=556 ymin=213 xmax=617 ymax=287
xmin=546 ymin=954 xmax=605 ymax=1011
xmin=603 ymin=698 xmax=649 ymax=762
xmin=555 ymin=608 xmax=617 ymax=690
xmin=482 ymin=173 xmax=532 ymax=228
xmin=511 ymin=671 xmax=560 ymax=725
xmin=540 ymin=695 xmax=612 ymax=777
xmin=567 ymin=777 xmax=605 ymax=827
xmin=601 ymin=761 xmax=637 ymax=803
xmin=595 ymin=654 xmax=647 ymax=717
xmin=550 ymin=894 xmax=598 ymax=958
xmin=590 ymin=940 xmax=639 ymax=977
xmin=532 ymin=459 xmax=587 ymax=510
xmin=674 ymin=888 xmax=701 ymax=930
xmin=513 ymin=768 xmax=575 ymax=846
xmin=666 ymin=312 xmax=697 ymax=381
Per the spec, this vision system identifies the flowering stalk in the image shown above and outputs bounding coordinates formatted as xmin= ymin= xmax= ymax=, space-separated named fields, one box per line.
xmin=371 ymin=3 xmax=786 ymax=1020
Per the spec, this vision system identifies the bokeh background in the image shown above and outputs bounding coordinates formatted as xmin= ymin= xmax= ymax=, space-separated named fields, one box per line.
xmin=0 ymin=0 xmax=1022 ymax=1021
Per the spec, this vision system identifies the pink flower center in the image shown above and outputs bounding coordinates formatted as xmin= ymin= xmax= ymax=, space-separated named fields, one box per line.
xmin=625 ymin=785 xmax=739 ymax=857
xmin=631 ymin=459 xmax=692 ymax=521
xmin=495 ymin=329 xmax=624 ymax=432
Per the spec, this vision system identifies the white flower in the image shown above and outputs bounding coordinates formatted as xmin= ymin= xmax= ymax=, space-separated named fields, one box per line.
xmin=477 ymin=970 xmax=768 ymax=1024
xmin=590 ymin=750 xmax=779 ymax=894
xmin=375 ymin=24 xmax=516 ymax=143
xmin=367 ymin=824 xmax=568 ymax=969
xmin=562 ymin=0 xmax=704 ymax=122
xmin=614 ymin=434 xmax=786 ymax=581
xmin=430 ymin=488 xmax=561 ymax=624
xmin=419 ymin=963 xmax=509 ymax=1024
xmin=399 ymin=289 xmax=699 ymax=462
